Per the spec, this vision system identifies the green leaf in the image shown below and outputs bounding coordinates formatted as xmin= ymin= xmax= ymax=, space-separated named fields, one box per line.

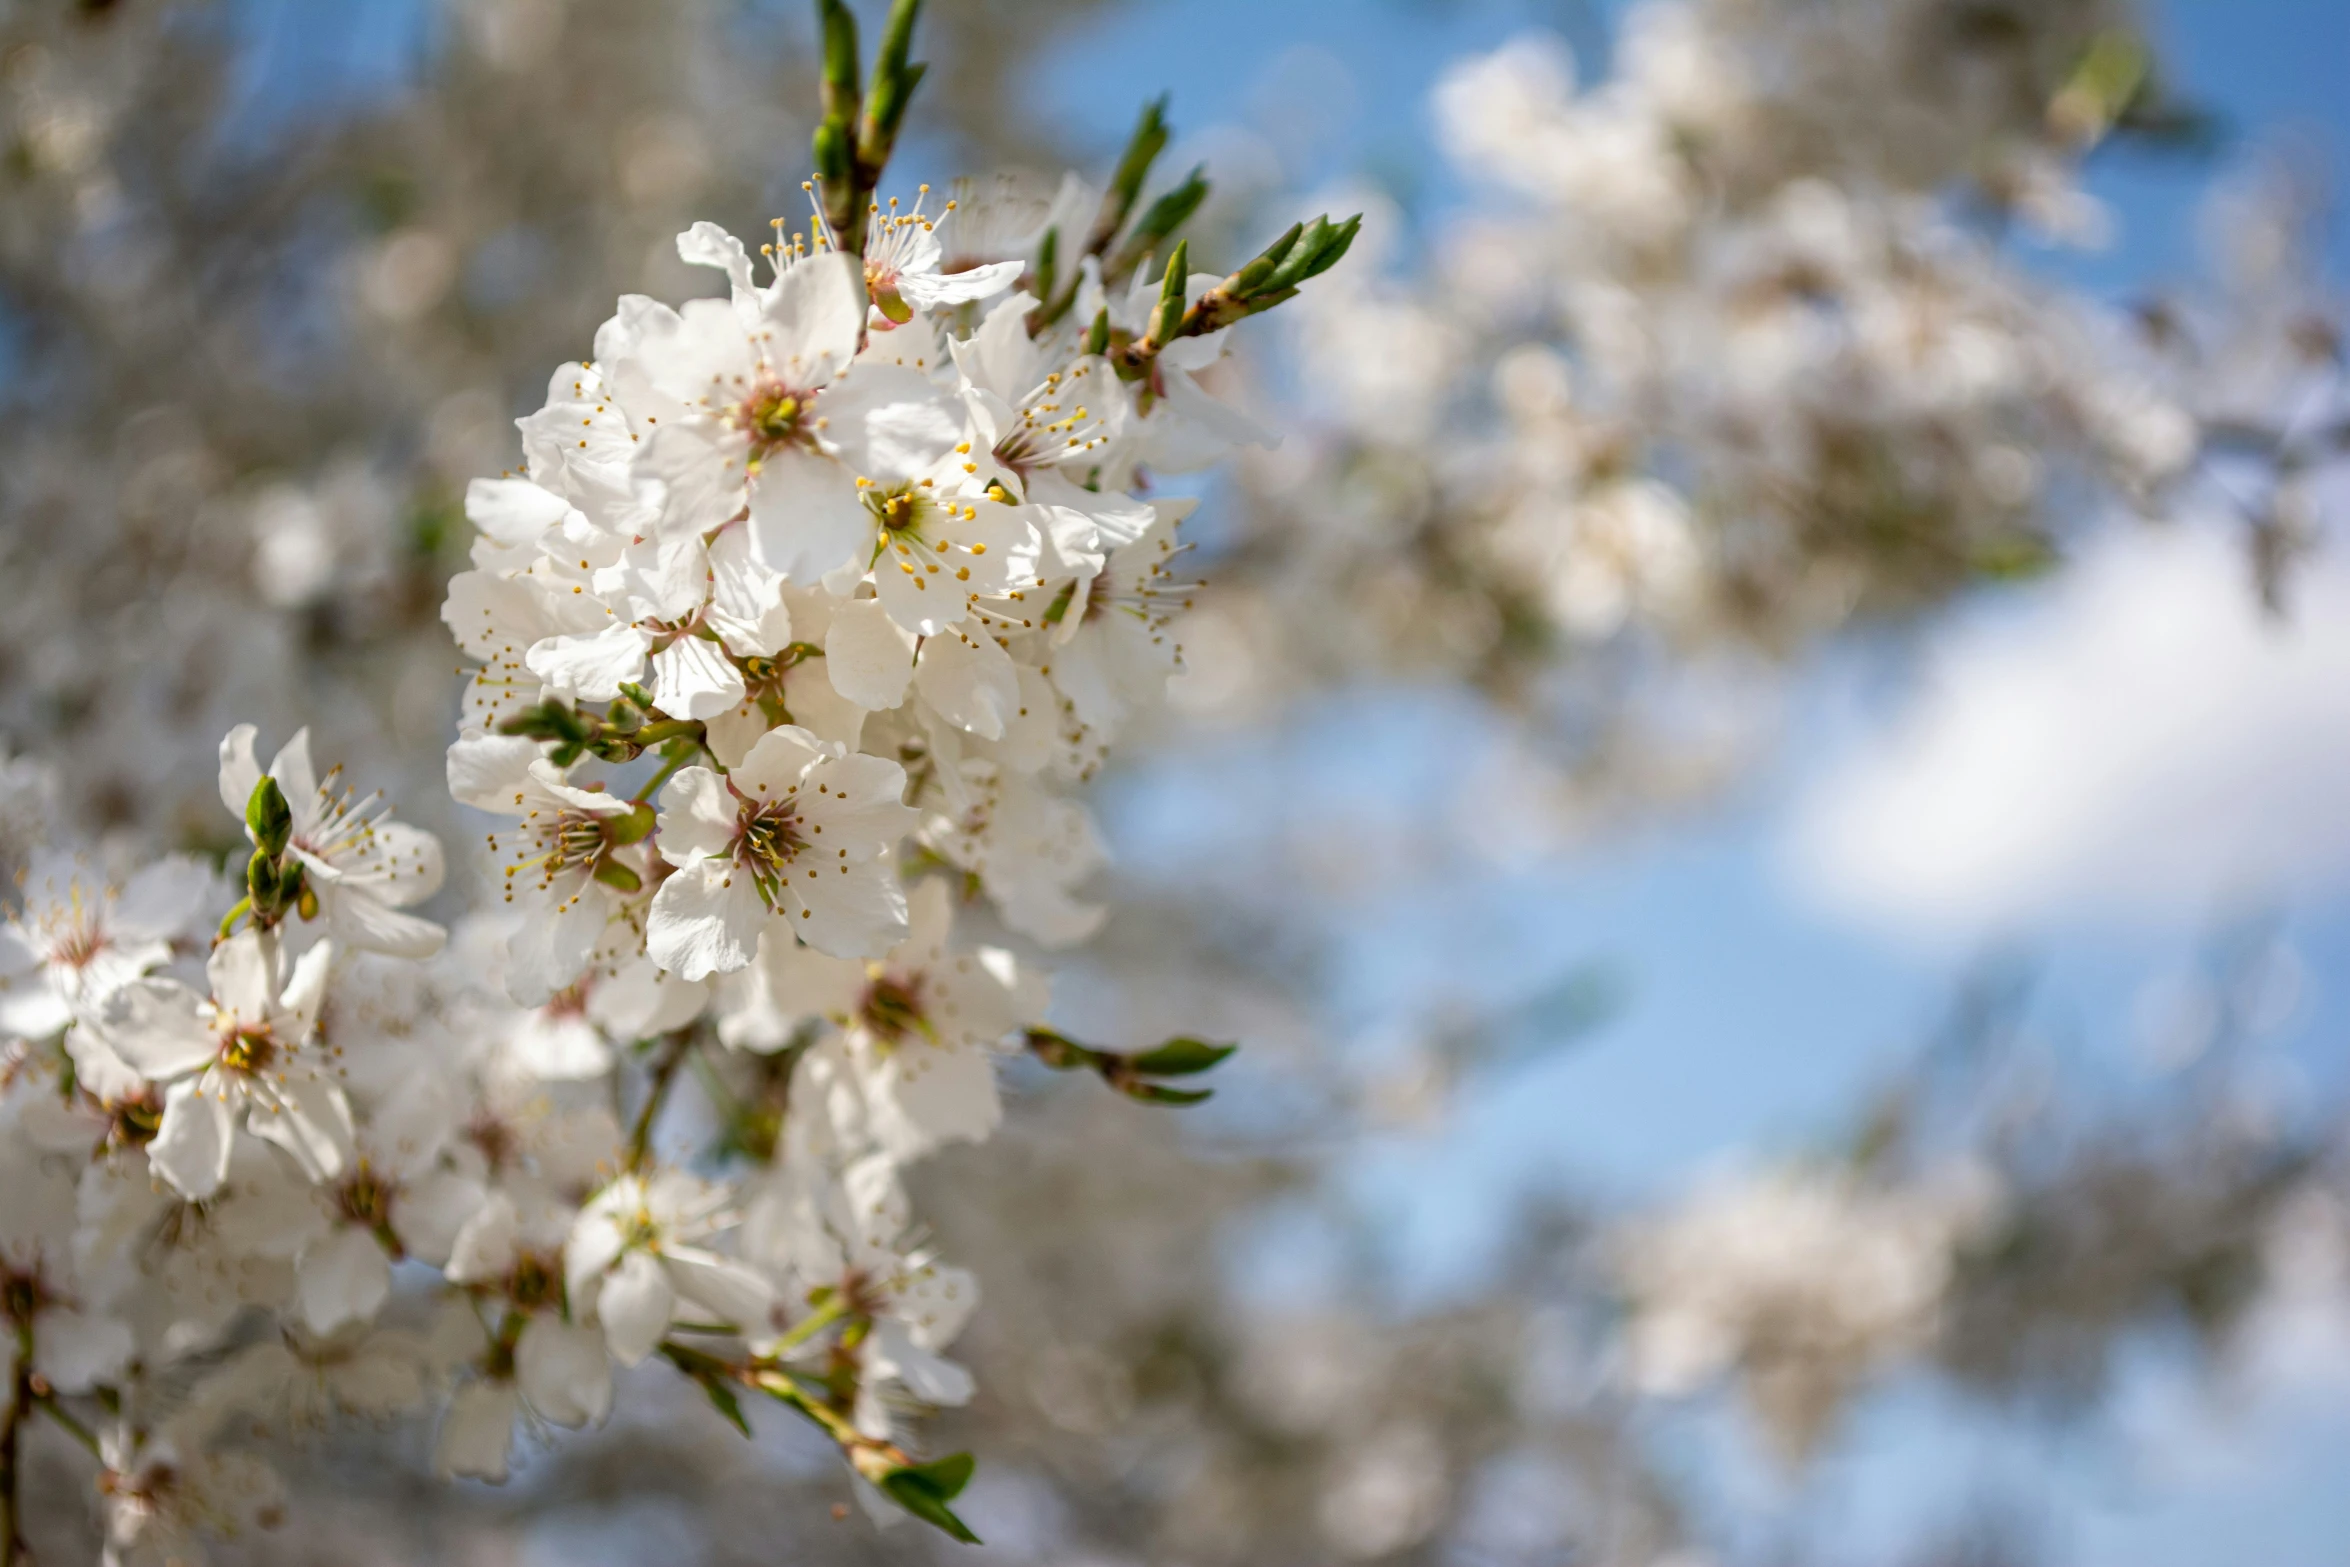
xmin=1229 ymin=221 xmax=1303 ymax=296
xmin=1151 ymin=240 xmax=1189 ymax=346
xmin=1109 ymin=166 xmax=1210 ymax=284
xmin=1099 ymin=96 xmax=1172 ymax=246
xmin=1127 ymin=1037 xmax=1237 ymax=1076
xmin=699 ymin=1375 xmax=752 ymax=1439
xmin=1119 ymin=1081 xmax=1214 ymax=1107
xmin=1031 ymin=226 xmax=1060 ymax=315
xmin=880 ymin=1453 xmax=982 ymax=1543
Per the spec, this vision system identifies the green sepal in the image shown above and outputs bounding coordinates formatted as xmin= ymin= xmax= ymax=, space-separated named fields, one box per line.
xmin=879 ymin=1453 xmax=981 ymax=1543
xmin=1084 ymin=308 xmax=1111 ymax=357
xmin=1127 ymin=1037 xmax=1236 ymax=1076
xmin=591 ymin=858 xmax=643 ymax=894
xmin=246 ymin=848 xmax=284 ymax=909
xmin=607 ymin=802 xmax=658 ymax=845
xmin=244 ymin=776 xmax=292 ymax=858
xmin=1041 ymin=580 xmax=1079 ymax=626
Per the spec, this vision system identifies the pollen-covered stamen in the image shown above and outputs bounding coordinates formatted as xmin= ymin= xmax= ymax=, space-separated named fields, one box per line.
xmin=861 ymin=478 xmax=986 ymax=591
xmin=1086 ymin=556 xmax=1203 ymax=627
xmin=218 ymin=1025 xmax=279 ymax=1076
xmin=507 ymin=1249 xmax=560 ymax=1312
xmin=493 ymin=801 xmax=634 ymax=906
xmin=337 ymin=1164 xmax=395 ymax=1231
xmin=860 ymin=187 xmax=947 ymax=326
xmin=726 ymin=379 xmax=818 ymax=461
xmin=734 ymin=800 xmax=810 ymax=907
xmin=857 ymin=971 xmax=930 ymax=1046
xmin=31 ymin=877 xmax=113 ymax=971
xmin=292 ymin=767 xmax=404 ymax=873
xmin=991 ymin=363 xmax=1116 ymax=482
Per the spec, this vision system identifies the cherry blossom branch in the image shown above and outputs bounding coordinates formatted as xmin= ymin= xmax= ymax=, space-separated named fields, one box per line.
xmin=2 ymin=1319 xmax=30 ymax=1567
xmin=660 ymin=1339 xmax=981 ymax=1543
xmin=812 ymin=0 xmax=927 ymax=260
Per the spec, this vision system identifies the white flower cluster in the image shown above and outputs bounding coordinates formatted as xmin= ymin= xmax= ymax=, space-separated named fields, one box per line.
xmin=0 ymin=101 xmax=1350 ymax=1552
xmin=1251 ymin=0 xmax=2215 ymax=683
xmin=1615 ymin=1162 xmax=1999 ymax=1458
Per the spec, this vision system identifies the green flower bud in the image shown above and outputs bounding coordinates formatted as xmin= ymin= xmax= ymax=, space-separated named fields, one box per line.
xmin=245 ymin=775 xmax=293 ymax=859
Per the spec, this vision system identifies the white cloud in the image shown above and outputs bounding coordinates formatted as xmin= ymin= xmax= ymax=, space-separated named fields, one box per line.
xmin=1785 ymin=527 xmax=2350 ymax=940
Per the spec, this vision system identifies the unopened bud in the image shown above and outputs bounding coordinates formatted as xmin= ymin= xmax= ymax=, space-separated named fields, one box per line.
xmin=245 ymin=776 xmax=293 ymax=859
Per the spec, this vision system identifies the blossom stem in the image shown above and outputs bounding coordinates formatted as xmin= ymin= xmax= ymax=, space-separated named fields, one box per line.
xmin=632 ymin=741 xmax=700 ymax=805
xmin=32 ymin=1397 xmax=98 ymax=1460
xmin=624 ymin=1030 xmax=696 ymax=1171
xmin=2 ymin=1320 xmax=30 ymax=1567
xmin=765 ymin=1295 xmax=850 ymax=1356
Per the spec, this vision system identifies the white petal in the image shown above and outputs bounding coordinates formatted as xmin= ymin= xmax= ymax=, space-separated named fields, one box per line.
xmin=391 ymin=1171 xmax=487 ymax=1268
xmin=676 ymin=221 xmax=756 ymax=299
xmin=268 ymin=729 xmax=320 ymax=813
xmin=31 ymin=1309 xmax=132 ymax=1394
xmin=150 ymin=1081 xmax=236 ymax=1199
xmin=733 ymin=723 xmax=831 ymax=797
xmin=248 ymin=1071 xmax=355 ymax=1184
xmin=595 ymin=1250 xmax=676 ymax=1367
xmin=446 ymin=734 xmax=543 ymax=812
xmin=762 ymin=250 xmax=864 ymax=385
xmin=654 ymin=766 xmax=738 ymax=867
xmin=789 ymin=857 xmax=908 ymax=961
xmin=650 ymin=633 xmax=748 ymax=721
xmin=517 ymin=1316 xmax=613 ymax=1428
xmin=326 ymin=889 xmax=446 ymax=960
xmin=746 ymin=449 xmax=872 ymax=583
xmin=663 ymin=1250 xmax=776 ymax=1333
xmin=298 ymin=1226 xmax=393 ymax=1334
xmin=436 ymin=1380 xmax=519 ymax=1481
xmin=646 ymin=858 xmax=767 ymax=981
xmin=217 ymin=723 xmax=263 ymax=819
xmin=466 ymin=476 xmax=573 ymax=546
xmin=823 ymin=597 xmax=918 ymax=710
xmin=93 ymin=979 xmax=218 ymax=1080
xmin=914 ymin=625 xmax=1020 ymax=740
xmin=446 ymin=1193 xmax=520 ymax=1286
xmin=900 ymin=257 xmax=1023 ymax=310
xmin=526 ymin=622 xmax=651 ymax=704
